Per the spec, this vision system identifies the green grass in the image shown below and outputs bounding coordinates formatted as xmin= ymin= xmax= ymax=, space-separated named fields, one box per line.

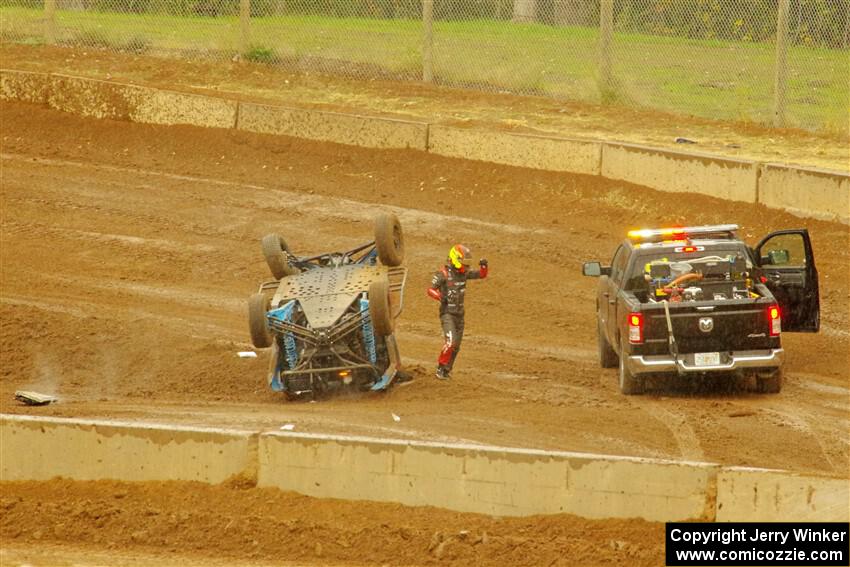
xmin=1 ymin=6 xmax=847 ymax=134
xmin=244 ymin=44 xmax=278 ymax=64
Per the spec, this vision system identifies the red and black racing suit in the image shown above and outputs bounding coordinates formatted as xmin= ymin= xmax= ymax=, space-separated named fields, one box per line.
xmin=427 ymin=261 xmax=488 ymax=373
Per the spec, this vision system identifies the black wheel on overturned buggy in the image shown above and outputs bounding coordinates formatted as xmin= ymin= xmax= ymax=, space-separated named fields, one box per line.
xmin=368 ymin=278 xmax=394 ymax=337
xmin=618 ymin=351 xmax=644 ymax=395
xmin=262 ymin=233 xmax=299 ymax=280
xmin=374 ymin=213 xmax=404 ymax=267
xmin=248 ymin=293 xmax=273 ymax=348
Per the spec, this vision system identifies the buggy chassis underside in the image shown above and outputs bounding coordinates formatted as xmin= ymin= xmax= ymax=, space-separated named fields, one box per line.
xmin=259 ymin=265 xmax=407 ymax=393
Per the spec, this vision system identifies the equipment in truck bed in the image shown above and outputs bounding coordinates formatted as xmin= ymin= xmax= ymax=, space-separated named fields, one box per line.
xmin=247 ymin=213 xmax=408 ymax=400
xmin=644 ymin=254 xmax=754 ymax=302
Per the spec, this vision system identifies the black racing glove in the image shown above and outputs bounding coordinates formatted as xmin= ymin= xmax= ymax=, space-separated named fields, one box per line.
xmin=479 ymin=258 xmax=488 ymax=268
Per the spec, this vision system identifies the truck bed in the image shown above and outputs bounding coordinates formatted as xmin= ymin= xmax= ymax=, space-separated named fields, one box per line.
xmin=626 ymin=285 xmax=777 ymax=356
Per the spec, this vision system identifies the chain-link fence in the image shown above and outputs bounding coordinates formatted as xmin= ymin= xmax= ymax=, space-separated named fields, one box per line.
xmin=2 ymin=0 xmax=848 ymax=134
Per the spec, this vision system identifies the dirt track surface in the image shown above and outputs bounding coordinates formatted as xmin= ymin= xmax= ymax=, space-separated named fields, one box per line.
xmin=0 ymin=480 xmax=664 ymax=566
xmin=3 ymin=44 xmax=849 ymax=172
xmin=2 ymin=100 xmax=849 ymax=470
xmin=0 ymin=101 xmax=848 ymax=563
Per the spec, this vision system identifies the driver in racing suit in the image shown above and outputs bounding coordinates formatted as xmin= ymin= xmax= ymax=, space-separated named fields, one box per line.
xmin=427 ymin=244 xmax=488 ymax=379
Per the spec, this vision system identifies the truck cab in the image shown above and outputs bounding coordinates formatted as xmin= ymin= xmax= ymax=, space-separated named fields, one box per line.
xmin=582 ymin=225 xmax=819 ymax=395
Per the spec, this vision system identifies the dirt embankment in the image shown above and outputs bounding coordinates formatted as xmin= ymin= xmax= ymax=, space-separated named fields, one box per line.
xmin=3 ymin=43 xmax=848 ymax=172
xmin=0 ymin=480 xmax=664 ymax=567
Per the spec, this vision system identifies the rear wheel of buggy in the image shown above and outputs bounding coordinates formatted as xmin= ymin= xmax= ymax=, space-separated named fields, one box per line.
xmin=618 ymin=351 xmax=644 ymax=395
xmin=248 ymin=293 xmax=273 ymax=348
xmin=368 ymin=278 xmax=394 ymax=336
xmin=598 ymin=319 xmax=618 ymax=368
xmin=374 ymin=213 xmax=404 ymax=267
xmin=262 ymin=233 xmax=299 ymax=280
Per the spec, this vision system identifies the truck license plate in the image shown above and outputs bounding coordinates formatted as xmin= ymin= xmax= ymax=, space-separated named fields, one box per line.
xmin=695 ymin=352 xmax=720 ymax=367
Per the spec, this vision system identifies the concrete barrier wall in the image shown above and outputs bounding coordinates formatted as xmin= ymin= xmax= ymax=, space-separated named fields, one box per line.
xmin=716 ymin=467 xmax=850 ymax=522
xmin=1 ymin=69 xmax=847 ymax=223
xmin=429 ymin=125 xmax=601 ymax=175
xmin=133 ymin=87 xmax=238 ymax=129
xmin=602 ymin=142 xmax=760 ymax=203
xmin=47 ymin=74 xmax=142 ymax=120
xmin=45 ymin=74 xmax=238 ymax=128
xmin=238 ymin=102 xmax=428 ymax=150
xmin=257 ymin=432 xmax=717 ymax=521
xmin=759 ymin=164 xmax=850 ymax=224
xmin=0 ymin=69 xmax=50 ymax=104
xmin=0 ymin=415 xmax=256 ymax=484
xmin=4 ymin=415 xmax=849 ymax=522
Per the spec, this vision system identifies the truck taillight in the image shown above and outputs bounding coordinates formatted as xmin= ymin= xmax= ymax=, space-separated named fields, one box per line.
xmin=628 ymin=312 xmax=644 ymax=344
xmin=768 ymin=305 xmax=781 ymax=336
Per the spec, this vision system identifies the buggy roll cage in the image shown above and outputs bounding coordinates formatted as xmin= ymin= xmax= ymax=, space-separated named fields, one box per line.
xmin=288 ymin=240 xmax=380 ymax=271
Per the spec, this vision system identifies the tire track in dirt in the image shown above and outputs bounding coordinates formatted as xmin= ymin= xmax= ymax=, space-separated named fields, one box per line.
xmin=631 ymin=399 xmax=706 ymax=462
xmin=747 ymin=391 xmax=849 ymax=475
xmin=1 ymin=153 xmax=537 ymax=236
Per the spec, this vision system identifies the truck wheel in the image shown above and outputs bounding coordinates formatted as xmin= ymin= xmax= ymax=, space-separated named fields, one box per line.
xmin=757 ymin=368 xmax=783 ymax=394
xmin=248 ymin=293 xmax=273 ymax=348
xmin=374 ymin=213 xmax=404 ymax=267
xmin=262 ymin=234 xmax=299 ymax=280
xmin=368 ymin=278 xmax=394 ymax=336
xmin=598 ymin=320 xmax=618 ymax=368
xmin=618 ymin=353 xmax=644 ymax=395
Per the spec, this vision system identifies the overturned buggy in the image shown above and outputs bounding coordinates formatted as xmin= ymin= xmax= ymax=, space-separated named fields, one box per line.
xmin=248 ymin=214 xmax=408 ymax=399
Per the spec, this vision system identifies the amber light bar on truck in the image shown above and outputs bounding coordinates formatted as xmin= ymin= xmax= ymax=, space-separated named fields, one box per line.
xmin=674 ymin=245 xmax=705 ymax=253
xmin=627 ymin=225 xmax=739 ymax=242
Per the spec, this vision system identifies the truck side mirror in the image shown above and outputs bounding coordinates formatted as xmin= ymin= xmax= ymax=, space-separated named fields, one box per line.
xmin=583 ymin=261 xmax=602 ymax=277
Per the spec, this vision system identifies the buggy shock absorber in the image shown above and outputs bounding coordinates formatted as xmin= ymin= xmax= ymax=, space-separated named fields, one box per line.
xmin=283 ymin=333 xmax=297 ymax=369
xmin=360 ymin=297 xmax=377 ymax=364
xmin=276 ymin=301 xmax=298 ymax=369
xmin=283 ymin=330 xmax=297 ymax=371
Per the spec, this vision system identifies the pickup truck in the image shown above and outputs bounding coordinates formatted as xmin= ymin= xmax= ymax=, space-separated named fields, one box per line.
xmin=582 ymin=225 xmax=819 ymax=395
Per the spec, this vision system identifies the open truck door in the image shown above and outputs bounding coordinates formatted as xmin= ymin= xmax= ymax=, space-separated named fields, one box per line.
xmin=755 ymin=229 xmax=820 ymax=332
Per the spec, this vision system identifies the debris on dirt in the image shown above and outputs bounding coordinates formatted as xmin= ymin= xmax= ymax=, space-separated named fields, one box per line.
xmin=392 ymin=413 xmax=401 ymax=422
xmin=237 ymin=351 xmax=257 ymax=358
xmin=280 ymin=424 xmax=296 ymax=431
xmin=728 ymin=410 xmax=757 ymax=418
xmin=395 ymin=369 xmax=415 ymax=384
xmin=14 ymin=391 xmax=58 ymax=406
xmin=675 ymin=137 xmax=698 ymax=144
